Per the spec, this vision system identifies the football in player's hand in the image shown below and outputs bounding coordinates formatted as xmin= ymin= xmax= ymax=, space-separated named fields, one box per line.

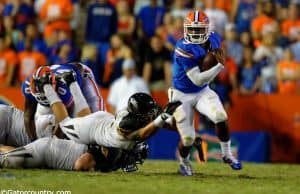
xmin=200 ymin=52 xmax=218 ymax=71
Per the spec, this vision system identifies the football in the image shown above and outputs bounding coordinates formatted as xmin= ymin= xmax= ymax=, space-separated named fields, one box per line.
xmin=200 ymin=52 xmax=218 ymax=71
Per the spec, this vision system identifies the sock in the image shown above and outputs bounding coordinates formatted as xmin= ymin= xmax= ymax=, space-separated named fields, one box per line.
xmin=69 ymin=82 xmax=89 ymax=113
xmin=179 ymin=154 xmax=190 ymax=165
xmin=220 ymin=140 xmax=233 ymax=157
xmin=43 ymin=84 xmax=61 ymax=105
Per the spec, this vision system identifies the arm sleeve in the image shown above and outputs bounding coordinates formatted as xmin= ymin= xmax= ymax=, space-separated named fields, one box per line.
xmin=186 ymin=63 xmax=224 ymax=86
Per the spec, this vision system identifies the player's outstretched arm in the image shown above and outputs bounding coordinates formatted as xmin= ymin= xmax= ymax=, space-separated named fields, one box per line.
xmin=125 ymin=101 xmax=182 ymax=141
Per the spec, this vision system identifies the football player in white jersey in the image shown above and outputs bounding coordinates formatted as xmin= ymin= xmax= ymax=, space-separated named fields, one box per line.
xmin=31 ymin=70 xmax=181 ymax=150
xmin=0 ymin=137 xmax=149 ymax=172
xmin=170 ymin=10 xmax=242 ymax=176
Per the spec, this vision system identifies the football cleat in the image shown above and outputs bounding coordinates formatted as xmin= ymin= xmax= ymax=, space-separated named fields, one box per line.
xmin=57 ymin=70 xmax=77 ymax=86
xmin=222 ymin=156 xmax=242 ymax=170
xmin=179 ymin=160 xmax=193 ymax=176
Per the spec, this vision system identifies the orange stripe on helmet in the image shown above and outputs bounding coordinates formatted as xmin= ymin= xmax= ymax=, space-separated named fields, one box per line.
xmin=185 ymin=11 xmax=195 ymax=24
xmin=199 ymin=11 xmax=209 ymax=24
xmin=185 ymin=10 xmax=209 ymax=24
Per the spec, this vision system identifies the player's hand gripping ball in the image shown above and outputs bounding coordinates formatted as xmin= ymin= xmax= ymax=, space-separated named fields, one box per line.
xmin=200 ymin=48 xmax=225 ymax=71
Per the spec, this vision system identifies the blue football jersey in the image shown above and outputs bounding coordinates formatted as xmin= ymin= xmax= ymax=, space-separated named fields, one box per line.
xmin=22 ymin=64 xmax=83 ymax=109
xmin=172 ymin=32 xmax=222 ymax=93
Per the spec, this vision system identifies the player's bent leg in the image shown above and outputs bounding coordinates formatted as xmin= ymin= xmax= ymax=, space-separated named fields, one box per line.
xmin=195 ymin=87 xmax=242 ymax=170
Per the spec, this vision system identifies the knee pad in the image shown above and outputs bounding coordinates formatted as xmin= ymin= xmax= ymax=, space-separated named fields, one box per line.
xmin=35 ymin=114 xmax=56 ymax=138
xmin=173 ymin=105 xmax=187 ymax=123
xmin=181 ymin=135 xmax=195 ymax=147
xmin=213 ymin=111 xmax=228 ymax=124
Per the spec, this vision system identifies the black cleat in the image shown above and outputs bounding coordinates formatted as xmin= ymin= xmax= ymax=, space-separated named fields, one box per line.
xmin=57 ymin=70 xmax=77 ymax=86
xmin=33 ymin=73 xmax=55 ymax=93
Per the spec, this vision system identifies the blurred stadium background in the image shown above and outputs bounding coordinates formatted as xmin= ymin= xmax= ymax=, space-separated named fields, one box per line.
xmin=0 ymin=0 xmax=300 ymax=166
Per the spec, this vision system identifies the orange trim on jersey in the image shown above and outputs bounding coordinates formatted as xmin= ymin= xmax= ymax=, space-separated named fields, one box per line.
xmin=175 ymin=48 xmax=194 ymax=58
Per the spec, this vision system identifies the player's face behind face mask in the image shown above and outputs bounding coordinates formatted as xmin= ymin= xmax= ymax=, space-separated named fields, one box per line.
xmin=185 ymin=26 xmax=209 ymax=44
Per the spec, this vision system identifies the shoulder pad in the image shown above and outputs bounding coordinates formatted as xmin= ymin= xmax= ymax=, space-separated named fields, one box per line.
xmin=175 ymin=39 xmax=205 ymax=59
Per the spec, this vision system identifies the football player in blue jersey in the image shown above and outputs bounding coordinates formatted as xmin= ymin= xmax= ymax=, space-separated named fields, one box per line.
xmin=169 ymin=10 xmax=242 ymax=176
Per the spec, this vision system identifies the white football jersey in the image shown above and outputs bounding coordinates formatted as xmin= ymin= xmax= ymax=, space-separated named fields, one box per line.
xmin=60 ymin=111 xmax=136 ymax=150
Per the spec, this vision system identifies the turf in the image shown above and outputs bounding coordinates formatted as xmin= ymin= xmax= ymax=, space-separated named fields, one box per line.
xmin=0 ymin=161 xmax=299 ymax=194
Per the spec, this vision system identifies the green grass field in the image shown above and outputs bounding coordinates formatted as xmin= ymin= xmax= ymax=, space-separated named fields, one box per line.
xmin=0 ymin=161 xmax=299 ymax=194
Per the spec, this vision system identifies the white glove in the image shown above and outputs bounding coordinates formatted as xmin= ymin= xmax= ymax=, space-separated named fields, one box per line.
xmin=153 ymin=113 xmax=172 ymax=127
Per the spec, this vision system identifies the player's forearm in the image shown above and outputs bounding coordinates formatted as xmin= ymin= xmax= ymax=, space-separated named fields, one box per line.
xmin=43 ymin=85 xmax=69 ymax=123
xmin=187 ymin=63 xmax=224 ymax=86
xmin=133 ymin=113 xmax=174 ymax=140
xmin=127 ymin=122 xmax=159 ymax=141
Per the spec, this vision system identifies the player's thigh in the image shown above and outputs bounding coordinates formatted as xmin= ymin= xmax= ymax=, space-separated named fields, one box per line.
xmin=168 ymin=88 xmax=196 ymax=144
xmin=195 ymin=87 xmax=228 ymax=124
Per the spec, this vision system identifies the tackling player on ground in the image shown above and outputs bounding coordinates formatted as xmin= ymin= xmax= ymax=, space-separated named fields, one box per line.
xmin=0 ymin=105 xmax=149 ymax=172
xmin=170 ymin=10 xmax=242 ymax=176
xmin=31 ymin=69 xmax=181 ymax=150
xmin=0 ymin=137 xmax=149 ymax=172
